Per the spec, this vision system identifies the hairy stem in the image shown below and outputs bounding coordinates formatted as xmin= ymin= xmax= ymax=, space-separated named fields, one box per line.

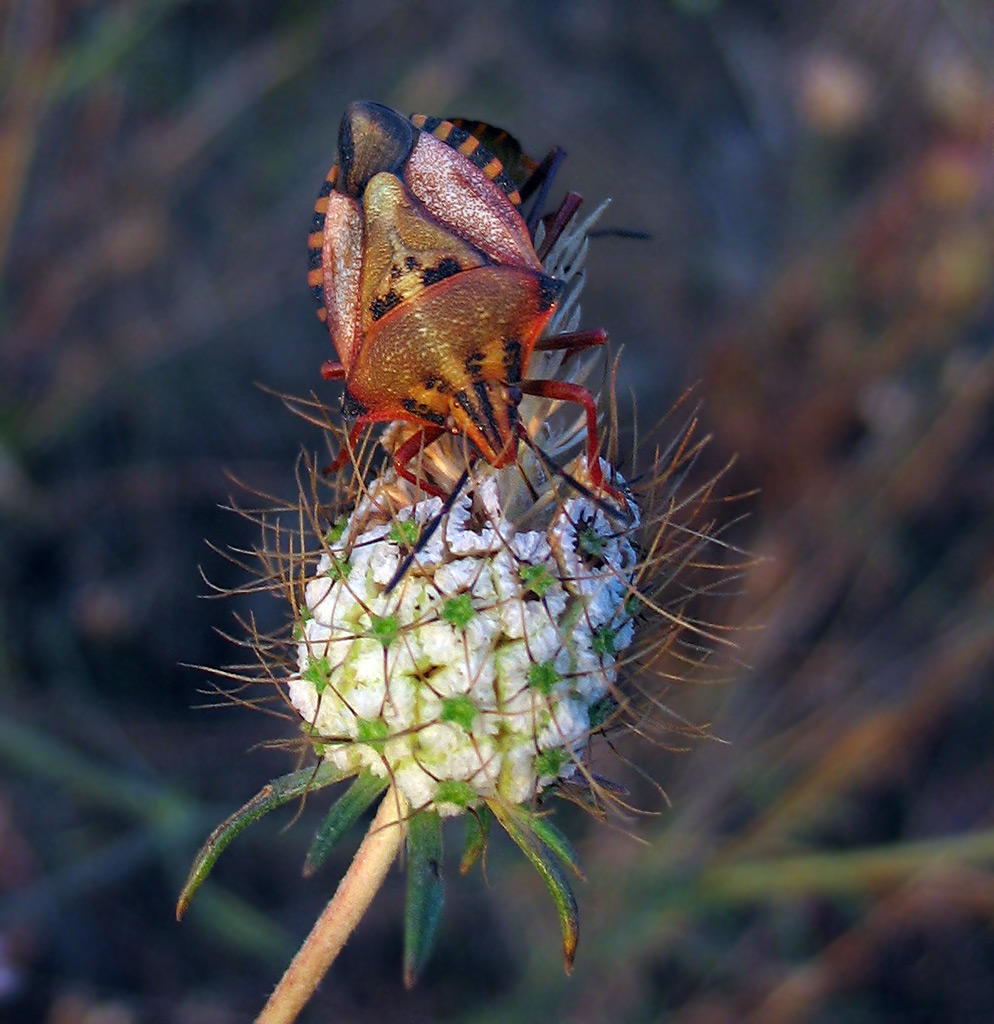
xmin=255 ymin=785 xmax=408 ymax=1024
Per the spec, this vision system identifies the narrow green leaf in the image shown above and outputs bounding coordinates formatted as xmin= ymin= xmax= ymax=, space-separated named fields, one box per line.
xmin=489 ymin=799 xmax=580 ymax=972
xmin=528 ymin=813 xmax=586 ymax=881
xmin=460 ymin=805 xmax=492 ymax=875
xmin=177 ymin=760 xmax=347 ymax=919
xmin=404 ymin=810 xmax=445 ymax=989
xmin=303 ymin=769 xmax=388 ymax=877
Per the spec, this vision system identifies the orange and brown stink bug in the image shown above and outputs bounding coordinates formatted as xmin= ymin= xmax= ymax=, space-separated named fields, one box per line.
xmin=308 ymin=101 xmax=612 ymax=496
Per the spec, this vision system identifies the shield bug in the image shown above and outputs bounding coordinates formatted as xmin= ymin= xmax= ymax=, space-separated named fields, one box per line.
xmin=308 ymin=100 xmax=614 ymax=497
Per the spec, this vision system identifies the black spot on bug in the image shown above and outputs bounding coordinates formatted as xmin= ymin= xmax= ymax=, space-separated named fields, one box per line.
xmin=469 ymin=146 xmax=494 ymax=170
xmin=402 ymin=398 xmax=446 ymax=426
xmin=405 ymin=256 xmax=418 ymax=271
xmin=319 ymin=178 xmax=334 ymax=198
xmin=310 ymin=284 xmax=325 ymax=304
xmin=419 ymin=116 xmax=443 ymax=134
xmin=370 ymin=290 xmax=402 ymax=321
xmin=502 ymin=338 xmax=522 ymax=383
xmin=422 ymin=256 xmax=462 ymax=288
xmin=308 ymin=248 xmax=322 ymax=270
xmin=537 ymin=275 xmax=564 ymax=311
xmin=312 ymin=212 xmax=326 ymax=232
xmin=341 ymin=390 xmax=368 ymax=418
xmin=454 ymin=391 xmax=479 ymax=428
xmin=465 ymin=351 xmax=485 ymax=378
xmin=473 ymin=381 xmax=502 ymax=448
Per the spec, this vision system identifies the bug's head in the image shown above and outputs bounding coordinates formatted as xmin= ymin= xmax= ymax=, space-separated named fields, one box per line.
xmin=450 ymin=381 xmax=524 ymax=468
xmin=337 ymin=101 xmax=415 ymax=199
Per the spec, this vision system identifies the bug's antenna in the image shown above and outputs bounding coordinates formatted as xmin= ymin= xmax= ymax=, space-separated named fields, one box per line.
xmin=384 ymin=468 xmax=472 ymax=594
xmin=517 ymin=427 xmax=631 ymax=526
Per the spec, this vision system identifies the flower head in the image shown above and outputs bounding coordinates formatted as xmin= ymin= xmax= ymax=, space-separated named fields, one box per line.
xmin=179 ymin=197 xmax=739 ymax=1021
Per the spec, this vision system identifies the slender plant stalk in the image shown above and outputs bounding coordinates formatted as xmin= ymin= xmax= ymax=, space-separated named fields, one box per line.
xmin=255 ymin=785 xmax=408 ymax=1024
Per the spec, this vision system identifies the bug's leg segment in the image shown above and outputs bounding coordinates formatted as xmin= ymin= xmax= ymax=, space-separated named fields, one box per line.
xmin=535 ymin=328 xmax=608 ymax=354
xmin=536 ymin=191 xmax=584 ymax=262
xmin=519 ymin=379 xmax=624 ymax=502
xmin=325 ymin=422 xmax=365 ymax=475
xmin=392 ymin=425 xmax=447 ymax=497
xmin=321 ymin=361 xmax=346 ymax=381
xmin=521 ymin=146 xmax=566 ymax=233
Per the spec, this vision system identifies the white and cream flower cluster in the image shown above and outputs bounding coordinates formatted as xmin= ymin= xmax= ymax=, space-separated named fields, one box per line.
xmin=288 ymin=469 xmax=638 ymax=815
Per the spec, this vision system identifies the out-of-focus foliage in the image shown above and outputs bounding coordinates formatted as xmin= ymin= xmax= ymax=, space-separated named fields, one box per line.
xmin=2 ymin=2 xmax=993 ymax=1022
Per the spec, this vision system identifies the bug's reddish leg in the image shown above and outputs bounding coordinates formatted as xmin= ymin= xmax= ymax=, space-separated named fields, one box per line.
xmin=534 ymin=328 xmax=608 ymax=354
xmin=325 ymin=422 xmax=365 ymax=475
xmin=392 ymin=425 xmax=447 ymax=497
xmin=519 ymin=379 xmax=623 ymax=501
xmin=536 ymin=191 xmax=583 ymax=262
xmin=320 ymin=362 xmax=359 ymax=473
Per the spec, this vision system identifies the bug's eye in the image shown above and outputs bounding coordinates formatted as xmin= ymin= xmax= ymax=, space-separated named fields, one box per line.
xmin=338 ymin=101 xmax=415 ymax=197
xmin=506 ymin=385 xmax=524 ymax=406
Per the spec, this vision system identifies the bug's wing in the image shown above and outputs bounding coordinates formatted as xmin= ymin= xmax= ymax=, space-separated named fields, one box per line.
xmin=320 ymin=191 xmax=364 ymax=369
xmin=404 ymin=130 xmax=542 ymax=272
xmin=348 ymin=264 xmax=563 ymax=419
xmin=359 ymin=172 xmax=487 ymax=336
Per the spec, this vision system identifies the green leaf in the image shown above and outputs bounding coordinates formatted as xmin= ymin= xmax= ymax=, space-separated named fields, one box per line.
xmin=528 ymin=813 xmax=586 ymax=881
xmin=303 ymin=769 xmax=389 ymax=877
xmin=176 ymin=760 xmax=348 ymax=919
xmin=404 ymin=810 xmax=445 ymax=989
xmin=460 ymin=805 xmax=492 ymax=875
xmin=489 ymin=799 xmax=580 ymax=972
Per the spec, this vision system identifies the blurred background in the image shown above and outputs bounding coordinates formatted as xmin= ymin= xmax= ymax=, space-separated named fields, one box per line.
xmin=2 ymin=1 xmax=994 ymax=1022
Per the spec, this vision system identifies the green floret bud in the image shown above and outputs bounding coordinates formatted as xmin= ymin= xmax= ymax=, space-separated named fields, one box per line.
xmin=369 ymin=614 xmax=399 ymax=647
xmin=324 ymin=516 xmax=348 ymax=544
xmin=302 ymin=656 xmax=332 ymax=694
xmin=520 ymin=564 xmax=554 ymax=597
xmin=440 ymin=594 xmax=475 ymax=629
xmin=589 ymin=695 xmax=618 ymax=729
xmin=592 ymin=625 xmax=616 ymax=657
xmin=389 ymin=519 xmax=420 ymax=547
xmin=579 ymin=525 xmax=606 ymax=557
xmin=435 ymin=780 xmax=478 ymax=809
xmin=357 ymin=718 xmax=389 ymax=749
xmin=440 ymin=695 xmax=477 ymax=731
xmin=529 ymin=660 xmax=560 ymax=695
xmin=326 ymin=554 xmax=350 ymax=581
xmin=535 ymin=747 xmax=568 ymax=778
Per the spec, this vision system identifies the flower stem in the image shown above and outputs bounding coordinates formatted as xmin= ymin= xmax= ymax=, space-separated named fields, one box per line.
xmin=255 ymin=784 xmax=408 ymax=1024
